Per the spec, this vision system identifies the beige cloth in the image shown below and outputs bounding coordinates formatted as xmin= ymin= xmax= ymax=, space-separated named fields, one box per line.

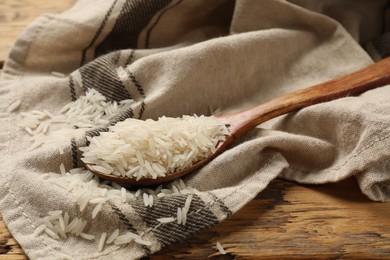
xmin=1 ymin=0 xmax=389 ymax=259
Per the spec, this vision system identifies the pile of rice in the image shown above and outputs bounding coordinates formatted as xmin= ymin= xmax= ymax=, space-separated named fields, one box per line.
xmin=47 ymin=166 xmax=198 ymax=216
xmin=39 ymin=165 xmax=199 ymax=251
xmin=81 ymin=115 xmax=228 ymax=179
xmin=18 ymin=88 xmax=133 ymax=151
xmin=36 ymin=210 xmax=151 ymax=251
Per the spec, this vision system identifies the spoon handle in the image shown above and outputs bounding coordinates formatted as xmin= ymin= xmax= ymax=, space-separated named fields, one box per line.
xmin=221 ymin=57 xmax=390 ymax=139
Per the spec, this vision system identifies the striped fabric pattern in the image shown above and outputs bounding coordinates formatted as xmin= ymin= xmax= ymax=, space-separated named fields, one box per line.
xmin=75 ymin=1 xmax=229 ymax=255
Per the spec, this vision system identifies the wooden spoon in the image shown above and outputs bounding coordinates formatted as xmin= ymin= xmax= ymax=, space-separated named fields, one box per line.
xmin=86 ymin=57 xmax=390 ymax=185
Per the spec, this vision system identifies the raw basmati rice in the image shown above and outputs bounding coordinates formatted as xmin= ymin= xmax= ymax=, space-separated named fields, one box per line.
xmin=177 ymin=208 xmax=182 ymax=225
xmin=121 ymin=187 xmax=127 ymax=203
xmin=64 ymin=212 xmax=69 ymax=226
xmin=114 ymin=233 xmax=133 ymax=245
xmin=34 ymin=224 xmax=47 ymax=236
xmin=80 ymin=115 xmax=228 ymax=180
xmin=181 ymin=210 xmax=188 ymax=226
xmin=157 ymin=217 xmax=175 ymax=223
xmin=60 ymin=163 xmax=66 ymax=175
xmin=41 ymin=210 xmax=93 ymax=241
xmin=51 ymin=71 xmax=66 ymax=77
xmin=65 ymin=217 xmax=78 ymax=233
xmin=134 ymin=238 xmax=152 ymax=246
xmin=45 ymin=167 xmax=198 ymax=222
xmin=216 ymin=241 xmax=227 ymax=255
xmin=148 ymin=194 xmax=154 ymax=207
xmin=7 ymin=100 xmax=22 ymax=112
xmin=59 ymin=215 xmax=66 ymax=231
xmin=48 ymin=210 xmax=63 ymax=216
xmin=80 ymin=233 xmax=95 ymax=240
xmin=39 ymin=166 xmax=199 ymax=252
xmin=114 ymin=232 xmax=151 ymax=246
xmin=184 ymin=195 xmax=193 ymax=213
xmin=19 ymin=88 xmax=134 ymax=150
xmin=91 ymin=203 xmax=103 ymax=219
xmin=180 ymin=195 xmax=193 ymax=226
xmin=106 ymin=229 xmax=119 ymax=244
xmin=143 ymin=192 xmax=149 ymax=207
xmin=98 ymin=232 xmax=107 ymax=252
xmin=38 ymin=207 xmax=157 ymax=250
xmin=45 ymin=227 xmax=60 ymax=239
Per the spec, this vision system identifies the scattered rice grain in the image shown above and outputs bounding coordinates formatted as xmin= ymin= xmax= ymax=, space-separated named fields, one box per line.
xmin=48 ymin=210 xmax=63 ymax=216
xmin=184 ymin=195 xmax=193 ymax=213
xmin=157 ymin=217 xmax=175 ymax=223
xmin=7 ymin=100 xmax=21 ymax=112
xmin=106 ymin=229 xmax=119 ymax=244
xmin=121 ymin=187 xmax=126 ymax=203
xmin=114 ymin=234 xmax=132 ymax=245
xmin=148 ymin=194 xmax=154 ymax=207
xmin=34 ymin=224 xmax=47 ymax=235
xmin=177 ymin=207 xmax=182 ymax=225
xmin=98 ymin=232 xmax=107 ymax=252
xmin=80 ymin=233 xmax=95 ymax=240
xmin=92 ymin=203 xmax=103 ymax=219
xmin=143 ymin=192 xmax=149 ymax=207
xmin=19 ymin=88 xmax=134 ymax=150
xmin=216 ymin=241 xmax=227 ymax=255
xmin=60 ymin=163 xmax=66 ymax=175
xmin=134 ymin=238 xmax=151 ymax=246
xmin=45 ymin=227 xmax=60 ymax=239
xmin=59 ymin=214 xmax=66 ymax=231
xmin=51 ymin=71 xmax=66 ymax=77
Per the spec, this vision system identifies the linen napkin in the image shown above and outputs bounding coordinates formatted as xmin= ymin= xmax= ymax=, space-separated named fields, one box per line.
xmin=1 ymin=0 xmax=389 ymax=259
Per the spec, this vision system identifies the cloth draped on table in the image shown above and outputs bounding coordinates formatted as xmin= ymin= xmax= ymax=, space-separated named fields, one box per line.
xmin=1 ymin=0 xmax=390 ymax=259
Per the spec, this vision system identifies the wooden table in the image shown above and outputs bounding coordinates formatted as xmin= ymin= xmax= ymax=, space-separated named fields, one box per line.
xmin=1 ymin=1 xmax=390 ymax=259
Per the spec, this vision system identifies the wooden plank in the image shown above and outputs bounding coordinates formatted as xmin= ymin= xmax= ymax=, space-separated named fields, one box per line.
xmin=0 ymin=215 xmax=27 ymax=260
xmin=0 ymin=0 xmax=76 ymax=62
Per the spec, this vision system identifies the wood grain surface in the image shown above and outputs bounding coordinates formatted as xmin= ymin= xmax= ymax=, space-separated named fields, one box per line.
xmin=1 ymin=1 xmax=390 ymax=259
xmin=0 ymin=0 xmax=76 ymax=62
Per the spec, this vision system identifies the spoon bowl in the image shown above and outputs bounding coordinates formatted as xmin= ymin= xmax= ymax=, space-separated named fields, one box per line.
xmin=84 ymin=136 xmax=234 ymax=185
xmin=85 ymin=57 xmax=390 ymax=185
